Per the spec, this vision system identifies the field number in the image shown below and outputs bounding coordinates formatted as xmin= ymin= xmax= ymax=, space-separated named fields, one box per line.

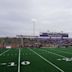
xmin=0 ymin=61 xmax=30 ymax=66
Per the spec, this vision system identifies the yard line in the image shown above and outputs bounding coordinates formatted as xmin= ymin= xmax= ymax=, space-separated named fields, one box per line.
xmin=18 ymin=48 xmax=21 ymax=72
xmin=40 ymin=49 xmax=66 ymax=58
xmin=28 ymin=48 xmax=64 ymax=72
xmin=0 ymin=49 xmax=10 ymax=56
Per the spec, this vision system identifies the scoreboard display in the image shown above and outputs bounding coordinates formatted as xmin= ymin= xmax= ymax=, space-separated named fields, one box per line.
xmin=40 ymin=32 xmax=68 ymax=37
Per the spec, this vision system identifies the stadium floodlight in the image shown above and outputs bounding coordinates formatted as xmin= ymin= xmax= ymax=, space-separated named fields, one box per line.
xmin=32 ymin=19 xmax=37 ymax=36
xmin=47 ymin=30 xmax=50 ymax=33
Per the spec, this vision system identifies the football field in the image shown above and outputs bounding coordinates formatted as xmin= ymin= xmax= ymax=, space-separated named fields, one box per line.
xmin=0 ymin=48 xmax=72 ymax=72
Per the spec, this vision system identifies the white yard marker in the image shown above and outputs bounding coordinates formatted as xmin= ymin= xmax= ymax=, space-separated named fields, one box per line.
xmin=0 ymin=49 xmax=10 ymax=56
xmin=29 ymin=48 xmax=64 ymax=72
xmin=18 ymin=48 xmax=21 ymax=72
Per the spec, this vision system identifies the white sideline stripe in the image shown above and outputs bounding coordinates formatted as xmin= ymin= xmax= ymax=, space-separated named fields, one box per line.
xmin=18 ymin=48 xmax=21 ymax=72
xmin=41 ymin=49 xmax=66 ymax=58
xmin=28 ymin=48 xmax=64 ymax=72
xmin=0 ymin=49 xmax=10 ymax=56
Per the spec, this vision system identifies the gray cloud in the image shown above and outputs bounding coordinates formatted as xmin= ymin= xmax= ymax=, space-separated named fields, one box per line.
xmin=0 ymin=0 xmax=72 ymax=37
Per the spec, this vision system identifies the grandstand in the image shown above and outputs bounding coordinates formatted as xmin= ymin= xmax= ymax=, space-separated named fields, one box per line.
xmin=0 ymin=32 xmax=71 ymax=48
xmin=0 ymin=32 xmax=72 ymax=72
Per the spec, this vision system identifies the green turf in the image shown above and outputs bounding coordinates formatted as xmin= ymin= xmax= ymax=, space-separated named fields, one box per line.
xmin=0 ymin=48 xmax=72 ymax=72
xmin=0 ymin=48 xmax=8 ymax=54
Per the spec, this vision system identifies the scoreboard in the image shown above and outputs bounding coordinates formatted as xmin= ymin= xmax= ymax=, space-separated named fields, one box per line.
xmin=40 ymin=32 xmax=68 ymax=38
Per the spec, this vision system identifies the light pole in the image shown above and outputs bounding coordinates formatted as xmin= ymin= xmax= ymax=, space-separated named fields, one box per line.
xmin=32 ymin=19 xmax=36 ymax=36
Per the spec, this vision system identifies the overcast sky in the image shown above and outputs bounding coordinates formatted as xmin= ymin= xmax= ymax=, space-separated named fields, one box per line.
xmin=0 ymin=0 xmax=72 ymax=37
